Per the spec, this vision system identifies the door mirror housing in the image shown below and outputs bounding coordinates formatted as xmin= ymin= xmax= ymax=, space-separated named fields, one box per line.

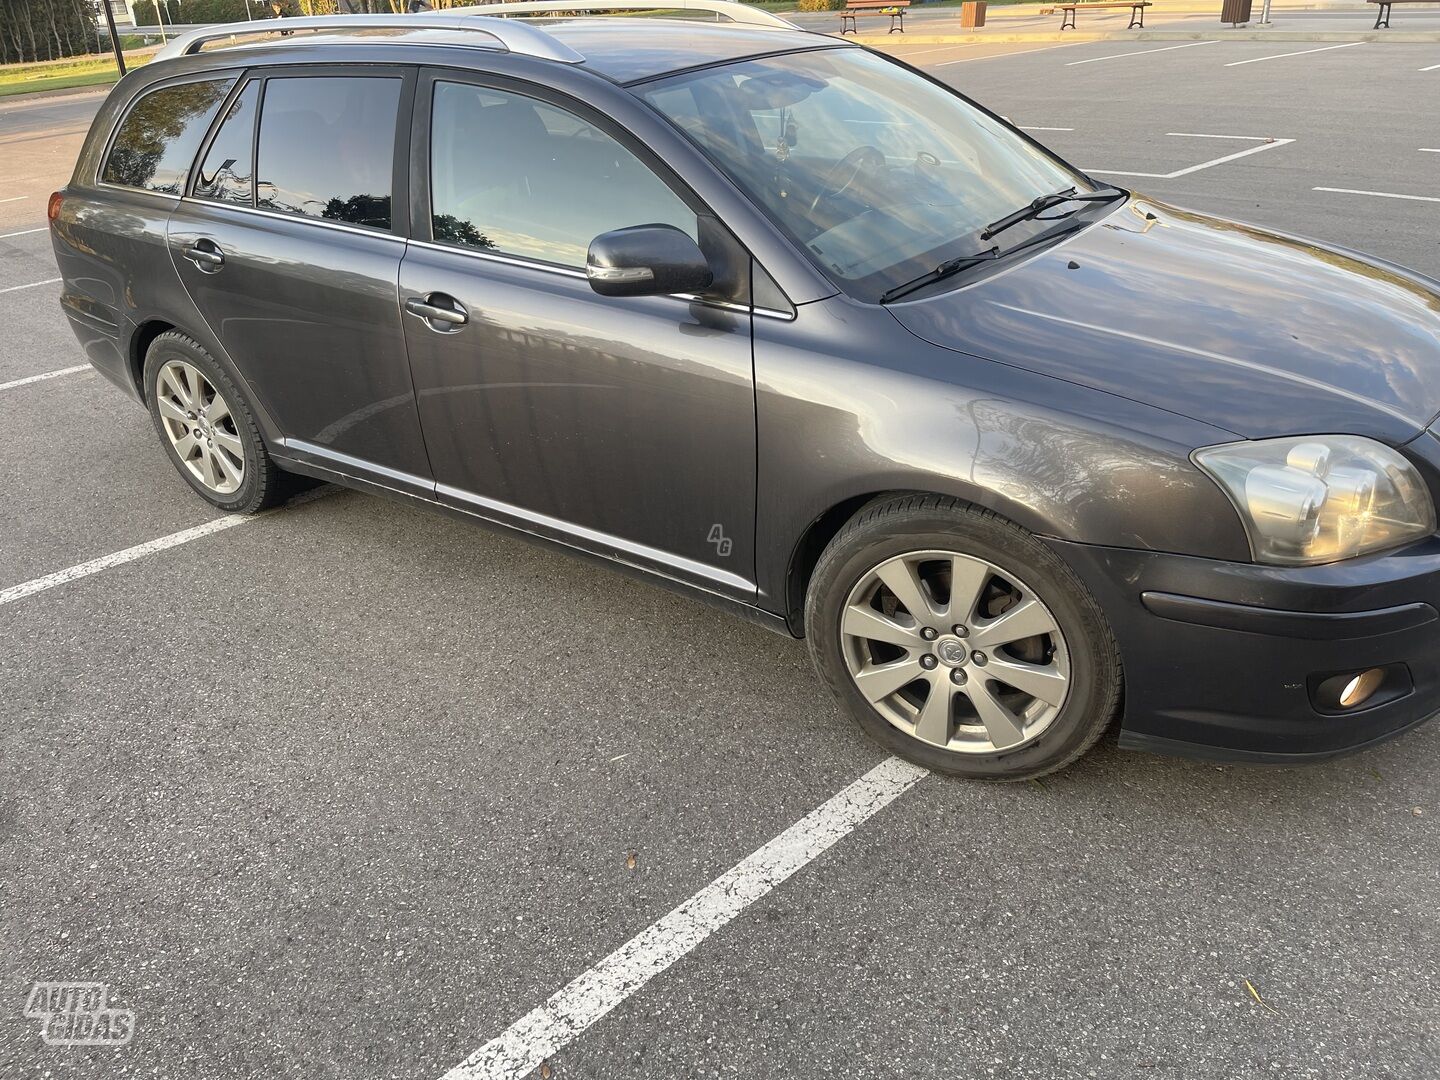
xmin=586 ymin=224 xmax=713 ymax=298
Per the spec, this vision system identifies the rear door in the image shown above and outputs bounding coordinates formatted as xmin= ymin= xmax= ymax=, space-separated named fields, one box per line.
xmin=397 ymin=71 xmax=758 ymax=598
xmin=167 ymin=66 xmax=432 ymax=493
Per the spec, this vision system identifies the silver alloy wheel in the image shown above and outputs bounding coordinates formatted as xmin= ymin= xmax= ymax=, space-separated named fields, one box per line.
xmin=840 ymin=549 xmax=1070 ymax=754
xmin=155 ymin=360 xmax=245 ymax=495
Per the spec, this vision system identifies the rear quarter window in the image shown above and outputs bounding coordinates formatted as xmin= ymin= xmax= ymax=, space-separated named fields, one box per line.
xmin=101 ymin=78 xmax=235 ymax=195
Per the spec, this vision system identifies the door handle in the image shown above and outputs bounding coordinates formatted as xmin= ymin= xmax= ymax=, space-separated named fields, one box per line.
xmin=405 ymin=294 xmax=468 ymax=330
xmin=183 ymin=240 xmax=225 ymax=272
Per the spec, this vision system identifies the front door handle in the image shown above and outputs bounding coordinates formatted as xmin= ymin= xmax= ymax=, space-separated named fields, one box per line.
xmin=183 ymin=239 xmax=225 ymax=272
xmin=404 ymin=294 xmax=468 ymax=330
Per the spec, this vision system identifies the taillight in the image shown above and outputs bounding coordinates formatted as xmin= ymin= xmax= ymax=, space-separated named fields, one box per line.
xmin=47 ymin=191 xmax=64 ymax=222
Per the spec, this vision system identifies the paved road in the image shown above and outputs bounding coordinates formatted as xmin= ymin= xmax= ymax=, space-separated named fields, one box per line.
xmin=1 ymin=36 xmax=1437 ymax=1080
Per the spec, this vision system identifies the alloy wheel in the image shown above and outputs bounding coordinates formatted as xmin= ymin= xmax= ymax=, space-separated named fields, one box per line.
xmin=155 ymin=360 xmax=245 ymax=495
xmin=839 ymin=550 xmax=1070 ymax=754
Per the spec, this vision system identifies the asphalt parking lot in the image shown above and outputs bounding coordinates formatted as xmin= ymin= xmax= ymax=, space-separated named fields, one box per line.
xmin=2 ymin=33 xmax=1438 ymax=1080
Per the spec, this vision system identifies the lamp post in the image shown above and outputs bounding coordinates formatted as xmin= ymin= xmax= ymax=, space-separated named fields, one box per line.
xmin=99 ymin=0 xmax=127 ymax=76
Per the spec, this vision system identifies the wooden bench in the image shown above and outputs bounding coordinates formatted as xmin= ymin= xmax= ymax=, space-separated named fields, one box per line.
xmin=1053 ymin=1 xmax=1151 ymax=30
xmin=838 ymin=0 xmax=910 ymax=34
xmin=1369 ymin=0 xmax=1430 ymax=28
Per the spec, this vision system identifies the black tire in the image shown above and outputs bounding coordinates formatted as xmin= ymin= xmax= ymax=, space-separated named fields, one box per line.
xmin=143 ymin=332 xmax=284 ymax=514
xmin=806 ymin=494 xmax=1122 ymax=780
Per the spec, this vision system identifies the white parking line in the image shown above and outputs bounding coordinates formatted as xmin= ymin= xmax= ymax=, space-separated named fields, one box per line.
xmin=0 ymin=227 xmax=47 ymax=239
xmin=1166 ymin=132 xmax=1269 ymax=141
xmin=0 ymin=196 xmax=29 ymax=204
xmin=1066 ymin=40 xmax=1219 ymax=67
xmin=937 ymin=42 xmax=1085 ymax=66
xmin=1020 ymin=126 xmax=1074 ymax=132
xmin=0 ymin=363 xmax=90 ymax=393
xmin=1314 ymin=187 xmax=1440 ymax=204
xmin=0 ymin=488 xmax=333 ymax=608
xmin=439 ymin=756 xmax=929 ymax=1080
xmin=1090 ymin=135 xmax=1294 ymax=180
xmin=1420 ymin=62 xmax=1440 ymax=71
xmin=1225 ymin=41 xmax=1365 ymax=67
xmin=1420 ymin=148 xmax=1440 ymax=154
xmin=0 ymin=278 xmax=61 ymax=295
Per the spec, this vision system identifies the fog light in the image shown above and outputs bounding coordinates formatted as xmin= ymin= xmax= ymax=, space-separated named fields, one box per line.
xmin=1338 ymin=668 xmax=1385 ymax=709
xmin=1314 ymin=667 xmax=1388 ymax=712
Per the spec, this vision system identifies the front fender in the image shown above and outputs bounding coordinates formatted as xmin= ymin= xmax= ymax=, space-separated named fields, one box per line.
xmin=753 ymin=294 xmax=1251 ymax=614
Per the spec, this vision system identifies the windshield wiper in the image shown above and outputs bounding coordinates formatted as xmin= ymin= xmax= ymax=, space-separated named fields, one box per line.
xmin=980 ymin=186 xmax=1125 ymax=242
xmin=879 ymin=247 xmax=1001 ymax=305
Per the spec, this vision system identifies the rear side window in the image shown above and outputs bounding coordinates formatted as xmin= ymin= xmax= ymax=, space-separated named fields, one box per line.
xmin=101 ymin=78 xmax=234 ymax=194
xmin=194 ymin=80 xmax=259 ymax=206
xmin=255 ymin=76 xmax=400 ymax=231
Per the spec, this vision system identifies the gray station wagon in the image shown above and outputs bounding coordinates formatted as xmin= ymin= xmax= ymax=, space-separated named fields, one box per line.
xmin=51 ymin=2 xmax=1440 ymax=779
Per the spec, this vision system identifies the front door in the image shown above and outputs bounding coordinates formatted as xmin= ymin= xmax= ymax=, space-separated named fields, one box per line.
xmin=167 ymin=68 xmax=432 ymax=491
xmin=398 ymin=74 xmax=757 ymax=598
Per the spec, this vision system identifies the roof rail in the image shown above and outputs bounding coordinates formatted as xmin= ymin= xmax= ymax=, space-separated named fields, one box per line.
xmin=450 ymin=0 xmax=797 ymax=29
xmin=152 ymin=14 xmax=585 ymax=64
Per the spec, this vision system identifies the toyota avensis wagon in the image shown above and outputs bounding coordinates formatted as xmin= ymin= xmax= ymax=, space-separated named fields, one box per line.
xmin=51 ymin=3 xmax=1440 ymax=779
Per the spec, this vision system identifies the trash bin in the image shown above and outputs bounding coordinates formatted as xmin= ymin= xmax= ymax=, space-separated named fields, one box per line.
xmin=1220 ymin=0 xmax=1252 ymax=24
xmin=961 ymin=1 xmax=987 ymax=28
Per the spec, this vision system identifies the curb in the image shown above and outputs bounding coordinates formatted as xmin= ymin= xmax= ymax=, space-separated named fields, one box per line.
xmin=853 ymin=27 xmax=1440 ymax=40
xmin=0 ymin=81 xmax=117 ymax=102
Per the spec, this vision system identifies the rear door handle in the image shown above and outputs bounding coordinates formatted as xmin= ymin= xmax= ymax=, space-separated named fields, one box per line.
xmin=405 ymin=294 xmax=468 ymax=329
xmin=183 ymin=240 xmax=225 ymax=272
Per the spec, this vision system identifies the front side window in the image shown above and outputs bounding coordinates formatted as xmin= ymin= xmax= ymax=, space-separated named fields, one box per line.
xmin=255 ymin=76 xmax=400 ymax=230
xmin=194 ymin=80 xmax=258 ymax=206
xmin=640 ymin=49 xmax=1097 ymax=301
xmin=101 ymin=78 xmax=234 ymax=194
xmin=429 ymin=81 xmax=696 ymax=267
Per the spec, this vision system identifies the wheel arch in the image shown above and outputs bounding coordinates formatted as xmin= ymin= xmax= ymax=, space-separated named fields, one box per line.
xmin=781 ymin=481 xmax=1048 ymax=637
xmin=129 ymin=318 xmax=177 ymax=399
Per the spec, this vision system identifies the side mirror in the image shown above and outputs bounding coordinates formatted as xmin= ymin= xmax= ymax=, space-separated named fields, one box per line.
xmin=586 ymin=224 xmax=713 ymax=298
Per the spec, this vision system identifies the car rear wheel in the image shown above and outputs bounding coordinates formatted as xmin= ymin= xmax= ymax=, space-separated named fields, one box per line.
xmin=806 ymin=495 xmax=1122 ymax=780
xmin=143 ymin=332 xmax=283 ymax=514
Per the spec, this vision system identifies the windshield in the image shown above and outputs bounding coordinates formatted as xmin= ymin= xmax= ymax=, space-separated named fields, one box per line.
xmin=639 ymin=48 xmax=1099 ymax=301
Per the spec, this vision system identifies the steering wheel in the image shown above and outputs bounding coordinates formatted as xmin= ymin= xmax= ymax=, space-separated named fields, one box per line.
xmin=809 ymin=145 xmax=886 ymax=214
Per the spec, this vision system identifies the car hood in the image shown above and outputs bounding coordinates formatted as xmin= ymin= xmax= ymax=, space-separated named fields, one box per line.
xmin=886 ymin=199 xmax=1440 ymax=443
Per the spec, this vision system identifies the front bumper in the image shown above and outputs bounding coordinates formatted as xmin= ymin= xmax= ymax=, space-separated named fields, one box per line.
xmin=1047 ymin=535 xmax=1440 ymax=764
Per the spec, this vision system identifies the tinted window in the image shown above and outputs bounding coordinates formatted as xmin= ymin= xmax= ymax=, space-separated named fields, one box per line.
xmin=101 ymin=78 xmax=234 ymax=194
xmin=256 ymin=76 xmax=400 ymax=230
xmin=429 ymin=82 xmax=695 ymax=266
xmin=194 ymin=80 xmax=258 ymax=206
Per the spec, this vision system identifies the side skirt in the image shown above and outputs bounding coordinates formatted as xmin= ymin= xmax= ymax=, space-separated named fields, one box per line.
xmin=271 ymin=450 xmax=797 ymax=640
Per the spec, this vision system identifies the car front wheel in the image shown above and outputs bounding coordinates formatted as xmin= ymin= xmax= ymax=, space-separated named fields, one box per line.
xmin=807 ymin=495 xmax=1122 ymax=780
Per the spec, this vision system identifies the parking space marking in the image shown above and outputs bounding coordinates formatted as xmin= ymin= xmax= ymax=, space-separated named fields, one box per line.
xmin=1020 ymin=126 xmax=1074 ymax=132
xmin=936 ymin=43 xmax=1085 ymax=66
xmin=0 ymin=277 xmax=61 ymax=294
xmin=439 ymin=756 xmax=929 ymax=1080
xmin=1314 ymin=186 xmax=1440 ymax=204
xmin=1166 ymin=132 xmax=1268 ymax=141
xmin=0 ymin=227 xmax=47 ymax=239
xmin=1090 ymin=134 xmax=1294 ymax=179
xmin=1225 ymin=42 xmax=1365 ymax=67
xmin=0 ymin=488 xmax=333 ymax=608
xmin=1420 ymin=148 xmax=1440 ymax=153
xmin=1419 ymin=62 xmax=1440 ymax=71
xmin=0 ymin=363 xmax=90 ymax=393
xmin=1066 ymin=41 xmax=1219 ymax=67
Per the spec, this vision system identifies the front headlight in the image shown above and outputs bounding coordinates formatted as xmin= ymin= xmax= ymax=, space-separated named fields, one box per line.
xmin=1194 ymin=435 xmax=1436 ymax=565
